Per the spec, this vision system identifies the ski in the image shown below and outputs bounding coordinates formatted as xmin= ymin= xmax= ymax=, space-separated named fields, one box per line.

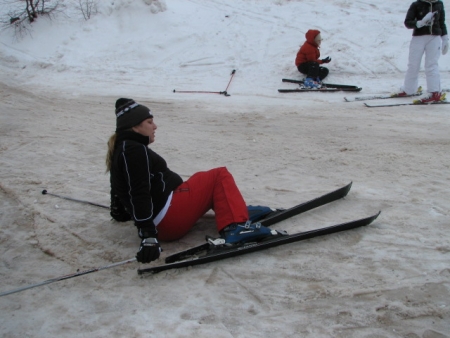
xmin=164 ymin=182 xmax=352 ymax=264
xmin=137 ymin=212 xmax=380 ymax=275
xmin=282 ymin=78 xmax=361 ymax=89
xmin=345 ymin=88 xmax=450 ymax=102
xmin=279 ymin=87 xmax=361 ymax=93
xmin=364 ymin=101 xmax=450 ymax=108
xmin=344 ymin=92 xmax=422 ymax=102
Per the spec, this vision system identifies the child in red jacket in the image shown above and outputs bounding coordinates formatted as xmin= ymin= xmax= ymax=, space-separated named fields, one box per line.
xmin=295 ymin=29 xmax=331 ymax=88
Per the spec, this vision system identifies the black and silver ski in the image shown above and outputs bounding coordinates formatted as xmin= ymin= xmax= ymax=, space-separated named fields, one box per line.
xmin=137 ymin=183 xmax=380 ymax=275
xmin=282 ymin=78 xmax=361 ymax=89
xmin=164 ymin=182 xmax=352 ymax=264
xmin=137 ymin=212 xmax=380 ymax=275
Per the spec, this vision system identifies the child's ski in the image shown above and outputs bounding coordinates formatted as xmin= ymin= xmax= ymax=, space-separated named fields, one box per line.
xmin=279 ymin=87 xmax=361 ymax=93
xmin=282 ymin=78 xmax=360 ymax=89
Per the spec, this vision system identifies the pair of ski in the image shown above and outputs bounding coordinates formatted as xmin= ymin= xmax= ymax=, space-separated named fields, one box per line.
xmin=364 ymin=100 xmax=449 ymax=108
xmin=138 ymin=182 xmax=380 ymax=275
xmin=345 ymin=87 xmax=450 ymax=107
xmin=278 ymin=79 xmax=362 ymax=93
xmin=344 ymin=87 xmax=423 ymax=102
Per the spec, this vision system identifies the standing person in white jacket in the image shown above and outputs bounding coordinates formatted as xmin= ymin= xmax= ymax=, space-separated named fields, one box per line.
xmin=399 ymin=0 xmax=448 ymax=103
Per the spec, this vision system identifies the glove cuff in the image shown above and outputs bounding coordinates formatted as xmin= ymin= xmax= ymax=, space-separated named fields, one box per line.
xmin=138 ymin=226 xmax=158 ymax=239
xmin=142 ymin=237 xmax=158 ymax=244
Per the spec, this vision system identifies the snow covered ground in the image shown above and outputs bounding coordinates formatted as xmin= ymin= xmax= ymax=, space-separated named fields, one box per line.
xmin=0 ymin=0 xmax=449 ymax=337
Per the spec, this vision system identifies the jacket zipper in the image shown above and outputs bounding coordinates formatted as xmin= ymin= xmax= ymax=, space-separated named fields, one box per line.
xmin=428 ymin=2 xmax=433 ymax=34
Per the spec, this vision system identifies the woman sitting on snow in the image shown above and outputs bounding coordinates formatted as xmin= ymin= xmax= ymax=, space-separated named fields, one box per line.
xmin=105 ymin=99 xmax=276 ymax=263
xmin=295 ymin=29 xmax=331 ymax=88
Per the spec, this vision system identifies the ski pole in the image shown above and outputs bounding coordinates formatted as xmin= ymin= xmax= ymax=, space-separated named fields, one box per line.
xmin=173 ymin=69 xmax=236 ymax=97
xmin=224 ymin=69 xmax=236 ymax=93
xmin=173 ymin=89 xmax=230 ymax=96
xmin=42 ymin=189 xmax=109 ymax=209
xmin=0 ymin=258 xmax=137 ymax=297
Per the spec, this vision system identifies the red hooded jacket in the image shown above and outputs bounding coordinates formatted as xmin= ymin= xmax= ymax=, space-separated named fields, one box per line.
xmin=295 ymin=29 xmax=323 ymax=67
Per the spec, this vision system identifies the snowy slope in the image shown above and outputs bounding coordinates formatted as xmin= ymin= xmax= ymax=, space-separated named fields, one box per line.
xmin=1 ymin=2 xmax=450 ymax=337
xmin=0 ymin=0 xmax=448 ymax=102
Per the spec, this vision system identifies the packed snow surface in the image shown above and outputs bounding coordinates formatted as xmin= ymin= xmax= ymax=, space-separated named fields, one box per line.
xmin=0 ymin=1 xmax=449 ymax=337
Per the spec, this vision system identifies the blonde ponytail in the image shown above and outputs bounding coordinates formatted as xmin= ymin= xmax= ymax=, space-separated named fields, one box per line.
xmin=105 ymin=133 xmax=117 ymax=172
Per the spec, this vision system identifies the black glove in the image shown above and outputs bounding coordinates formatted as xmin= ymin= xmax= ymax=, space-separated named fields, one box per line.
xmin=136 ymin=238 xmax=161 ymax=263
xmin=321 ymin=56 xmax=331 ymax=63
xmin=110 ymin=208 xmax=131 ymax=222
xmin=110 ymin=194 xmax=131 ymax=222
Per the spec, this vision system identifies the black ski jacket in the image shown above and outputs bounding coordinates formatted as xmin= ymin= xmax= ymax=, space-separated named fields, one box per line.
xmin=404 ymin=0 xmax=447 ymax=36
xmin=110 ymin=131 xmax=183 ymax=236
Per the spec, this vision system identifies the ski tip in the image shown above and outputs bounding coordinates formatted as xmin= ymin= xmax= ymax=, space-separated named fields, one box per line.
xmin=359 ymin=211 xmax=381 ymax=228
xmin=373 ymin=211 xmax=381 ymax=222
xmin=370 ymin=211 xmax=381 ymax=222
xmin=343 ymin=181 xmax=353 ymax=195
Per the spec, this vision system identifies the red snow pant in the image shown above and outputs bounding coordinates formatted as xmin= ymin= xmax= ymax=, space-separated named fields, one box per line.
xmin=157 ymin=167 xmax=249 ymax=241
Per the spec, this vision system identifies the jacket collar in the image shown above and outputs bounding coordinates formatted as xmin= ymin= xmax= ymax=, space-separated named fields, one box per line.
xmin=116 ymin=131 xmax=150 ymax=146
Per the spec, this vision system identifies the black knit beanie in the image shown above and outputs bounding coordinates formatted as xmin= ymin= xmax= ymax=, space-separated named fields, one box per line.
xmin=115 ymin=98 xmax=153 ymax=132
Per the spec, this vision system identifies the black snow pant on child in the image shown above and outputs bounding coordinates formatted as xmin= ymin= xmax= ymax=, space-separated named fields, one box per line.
xmin=297 ymin=61 xmax=329 ymax=80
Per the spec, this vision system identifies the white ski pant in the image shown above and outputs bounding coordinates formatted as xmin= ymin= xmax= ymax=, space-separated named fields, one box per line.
xmin=403 ymin=35 xmax=441 ymax=94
